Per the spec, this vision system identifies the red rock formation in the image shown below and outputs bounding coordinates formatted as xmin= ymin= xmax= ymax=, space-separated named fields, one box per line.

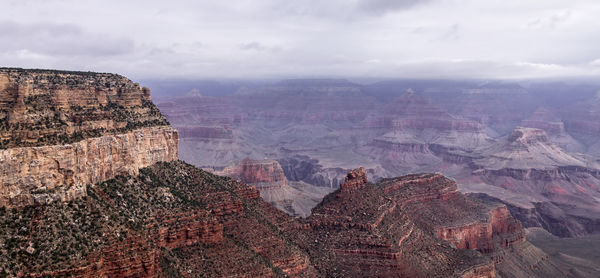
xmin=295 ymin=170 xmax=507 ymax=277
xmin=339 ymin=167 xmax=367 ymax=192
xmin=436 ymin=206 xmax=525 ymax=253
xmin=0 ymin=126 xmax=179 ymax=207
xmin=0 ymin=68 xmax=169 ymax=148
xmin=378 ymin=173 xmax=525 ymax=255
xmin=154 ymin=210 xmax=224 ymax=248
xmin=217 ymin=158 xmax=289 ymax=189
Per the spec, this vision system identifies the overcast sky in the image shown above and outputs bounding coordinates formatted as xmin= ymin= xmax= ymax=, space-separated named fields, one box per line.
xmin=2 ymin=0 xmax=600 ymax=80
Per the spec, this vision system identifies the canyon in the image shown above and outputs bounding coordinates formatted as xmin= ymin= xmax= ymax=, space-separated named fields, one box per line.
xmin=1 ymin=68 xmax=589 ymax=277
xmin=155 ymin=78 xmax=600 ymax=240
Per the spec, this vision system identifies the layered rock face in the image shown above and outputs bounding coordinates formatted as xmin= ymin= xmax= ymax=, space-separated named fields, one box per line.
xmin=217 ymin=158 xmax=288 ymax=189
xmin=357 ymin=92 xmax=492 ymax=174
xmin=0 ymin=68 xmax=178 ymax=207
xmin=216 ymin=158 xmax=335 ymax=217
xmin=451 ymin=127 xmax=600 ymax=237
xmin=474 ymin=127 xmax=589 ymax=171
xmin=0 ymin=126 xmax=178 ymax=207
xmin=290 ymin=169 xmax=563 ymax=277
xmin=0 ymin=68 xmax=169 ymax=148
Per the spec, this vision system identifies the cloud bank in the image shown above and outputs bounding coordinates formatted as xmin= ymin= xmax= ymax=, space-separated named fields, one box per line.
xmin=1 ymin=0 xmax=600 ymax=79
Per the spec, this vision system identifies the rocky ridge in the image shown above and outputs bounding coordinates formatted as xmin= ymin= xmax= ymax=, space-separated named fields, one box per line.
xmin=293 ymin=168 xmax=562 ymax=277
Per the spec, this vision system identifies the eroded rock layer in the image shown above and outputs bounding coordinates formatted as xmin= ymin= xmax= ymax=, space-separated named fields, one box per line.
xmin=216 ymin=158 xmax=288 ymax=189
xmin=0 ymin=68 xmax=169 ymax=149
xmin=282 ymin=169 xmax=563 ymax=277
xmin=2 ymin=162 xmax=569 ymax=277
xmin=0 ymin=161 xmax=317 ymax=277
xmin=0 ymin=126 xmax=178 ymax=207
xmin=0 ymin=68 xmax=178 ymax=207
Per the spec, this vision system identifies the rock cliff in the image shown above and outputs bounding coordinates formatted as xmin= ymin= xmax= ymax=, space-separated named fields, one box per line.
xmin=217 ymin=158 xmax=288 ymax=189
xmin=0 ymin=68 xmax=169 ymax=149
xmin=288 ymin=169 xmax=563 ymax=277
xmin=0 ymin=126 xmax=178 ymax=207
xmin=0 ymin=68 xmax=178 ymax=208
xmin=216 ymin=158 xmax=335 ymax=217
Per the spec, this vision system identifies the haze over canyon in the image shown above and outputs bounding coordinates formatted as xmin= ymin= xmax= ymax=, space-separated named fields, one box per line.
xmin=3 ymin=0 xmax=600 ymax=277
xmin=0 ymin=68 xmax=598 ymax=277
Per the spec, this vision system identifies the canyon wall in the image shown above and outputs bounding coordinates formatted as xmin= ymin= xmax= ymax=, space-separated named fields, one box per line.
xmin=216 ymin=158 xmax=288 ymax=189
xmin=0 ymin=68 xmax=178 ymax=207
xmin=0 ymin=68 xmax=169 ymax=149
xmin=0 ymin=126 xmax=178 ymax=207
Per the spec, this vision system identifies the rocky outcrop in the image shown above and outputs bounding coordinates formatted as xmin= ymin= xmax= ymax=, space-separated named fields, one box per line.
xmin=0 ymin=126 xmax=178 ymax=207
xmin=1 ymin=161 xmax=318 ymax=277
xmin=297 ymin=170 xmax=505 ymax=277
xmin=436 ymin=206 xmax=525 ymax=253
xmin=378 ymin=174 xmax=526 ymax=256
xmin=0 ymin=68 xmax=169 ymax=149
xmin=217 ymin=158 xmax=288 ymax=189
xmin=216 ymin=158 xmax=335 ymax=217
xmin=0 ymin=68 xmax=178 ymax=208
xmin=339 ymin=167 xmax=367 ymax=192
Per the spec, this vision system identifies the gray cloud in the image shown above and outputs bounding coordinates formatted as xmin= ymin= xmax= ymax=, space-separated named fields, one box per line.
xmin=239 ymin=42 xmax=281 ymax=52
xmin=0 ymin=0 xmax=599 ymax=79
xmin=0 ymin=21 xmax=134 ymax=57
xmin=357 ymin=0 xmax=433 ymax=15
